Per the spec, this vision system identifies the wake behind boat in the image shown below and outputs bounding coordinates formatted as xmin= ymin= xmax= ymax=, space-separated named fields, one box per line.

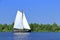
xmin=14 ymin=10 xmax=31 ymax=32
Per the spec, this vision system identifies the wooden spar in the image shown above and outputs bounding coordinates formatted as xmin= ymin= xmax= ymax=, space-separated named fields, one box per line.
xmin=22 ymin=10 xmax=24 ymax=29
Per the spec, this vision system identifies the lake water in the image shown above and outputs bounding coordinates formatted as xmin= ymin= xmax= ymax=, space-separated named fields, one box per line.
xmin=0 ymin=32 xmax=60 ymax=40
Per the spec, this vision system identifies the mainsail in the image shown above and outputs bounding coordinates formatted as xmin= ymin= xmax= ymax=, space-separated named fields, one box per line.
xmin=14 ymin=10 xmax=30 ymax=30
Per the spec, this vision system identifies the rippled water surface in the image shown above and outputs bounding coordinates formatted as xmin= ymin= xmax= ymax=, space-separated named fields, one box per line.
xmin=0 ymin=32 xmax=60 ymax=40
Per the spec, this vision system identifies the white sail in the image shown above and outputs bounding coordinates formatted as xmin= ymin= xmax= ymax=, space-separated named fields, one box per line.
xmin=14 ymin=11 xmax=23 ymax=29
xmin=23 ymin=12 xmax=31 ymax=29
xmin=14 ymin=10 xmax=31 ymax=30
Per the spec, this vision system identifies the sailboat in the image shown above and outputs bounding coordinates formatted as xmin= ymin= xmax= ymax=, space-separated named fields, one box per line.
xmin=14 ymin=10 xmax=31 ymax=32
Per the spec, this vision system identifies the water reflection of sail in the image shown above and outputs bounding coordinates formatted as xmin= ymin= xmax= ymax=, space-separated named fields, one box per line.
xmin=14 ymin=33 xmax=30 ymax=40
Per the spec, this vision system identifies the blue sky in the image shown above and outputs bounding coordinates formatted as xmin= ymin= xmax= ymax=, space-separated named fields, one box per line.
xmin=0 ymin=0 xmax=60 ymax=25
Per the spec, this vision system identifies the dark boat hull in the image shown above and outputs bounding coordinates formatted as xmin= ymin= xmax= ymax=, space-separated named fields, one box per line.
xmin=14 ymin=28 xmax=31 ymax=32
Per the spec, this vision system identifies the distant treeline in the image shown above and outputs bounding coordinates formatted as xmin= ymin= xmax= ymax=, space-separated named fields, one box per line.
xmin=0 ymin=22 xmax=60 ymax=32
xmin=30 ymin=23 xmax=60 ymax=32
xmin=0 ymin=23 xmax=13 ymax=32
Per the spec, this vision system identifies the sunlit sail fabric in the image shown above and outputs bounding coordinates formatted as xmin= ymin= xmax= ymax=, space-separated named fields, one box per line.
xmin=14 ymin=10 xmax=31 ymax=30
xmin=14 ymin=11 xmax=23 ymax=29
xmin=23 ymin=12 xmax=31 ymax=29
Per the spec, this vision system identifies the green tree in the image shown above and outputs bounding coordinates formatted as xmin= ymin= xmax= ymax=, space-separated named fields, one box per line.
xmin=0 ymin=24 xmax=2 ymax=32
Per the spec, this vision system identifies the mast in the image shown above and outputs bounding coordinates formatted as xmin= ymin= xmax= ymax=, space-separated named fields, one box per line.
xmin=22 ymin=10 xmax=24 ymax=29
xmin=22 ymin=10 xmax=23 ymax=21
